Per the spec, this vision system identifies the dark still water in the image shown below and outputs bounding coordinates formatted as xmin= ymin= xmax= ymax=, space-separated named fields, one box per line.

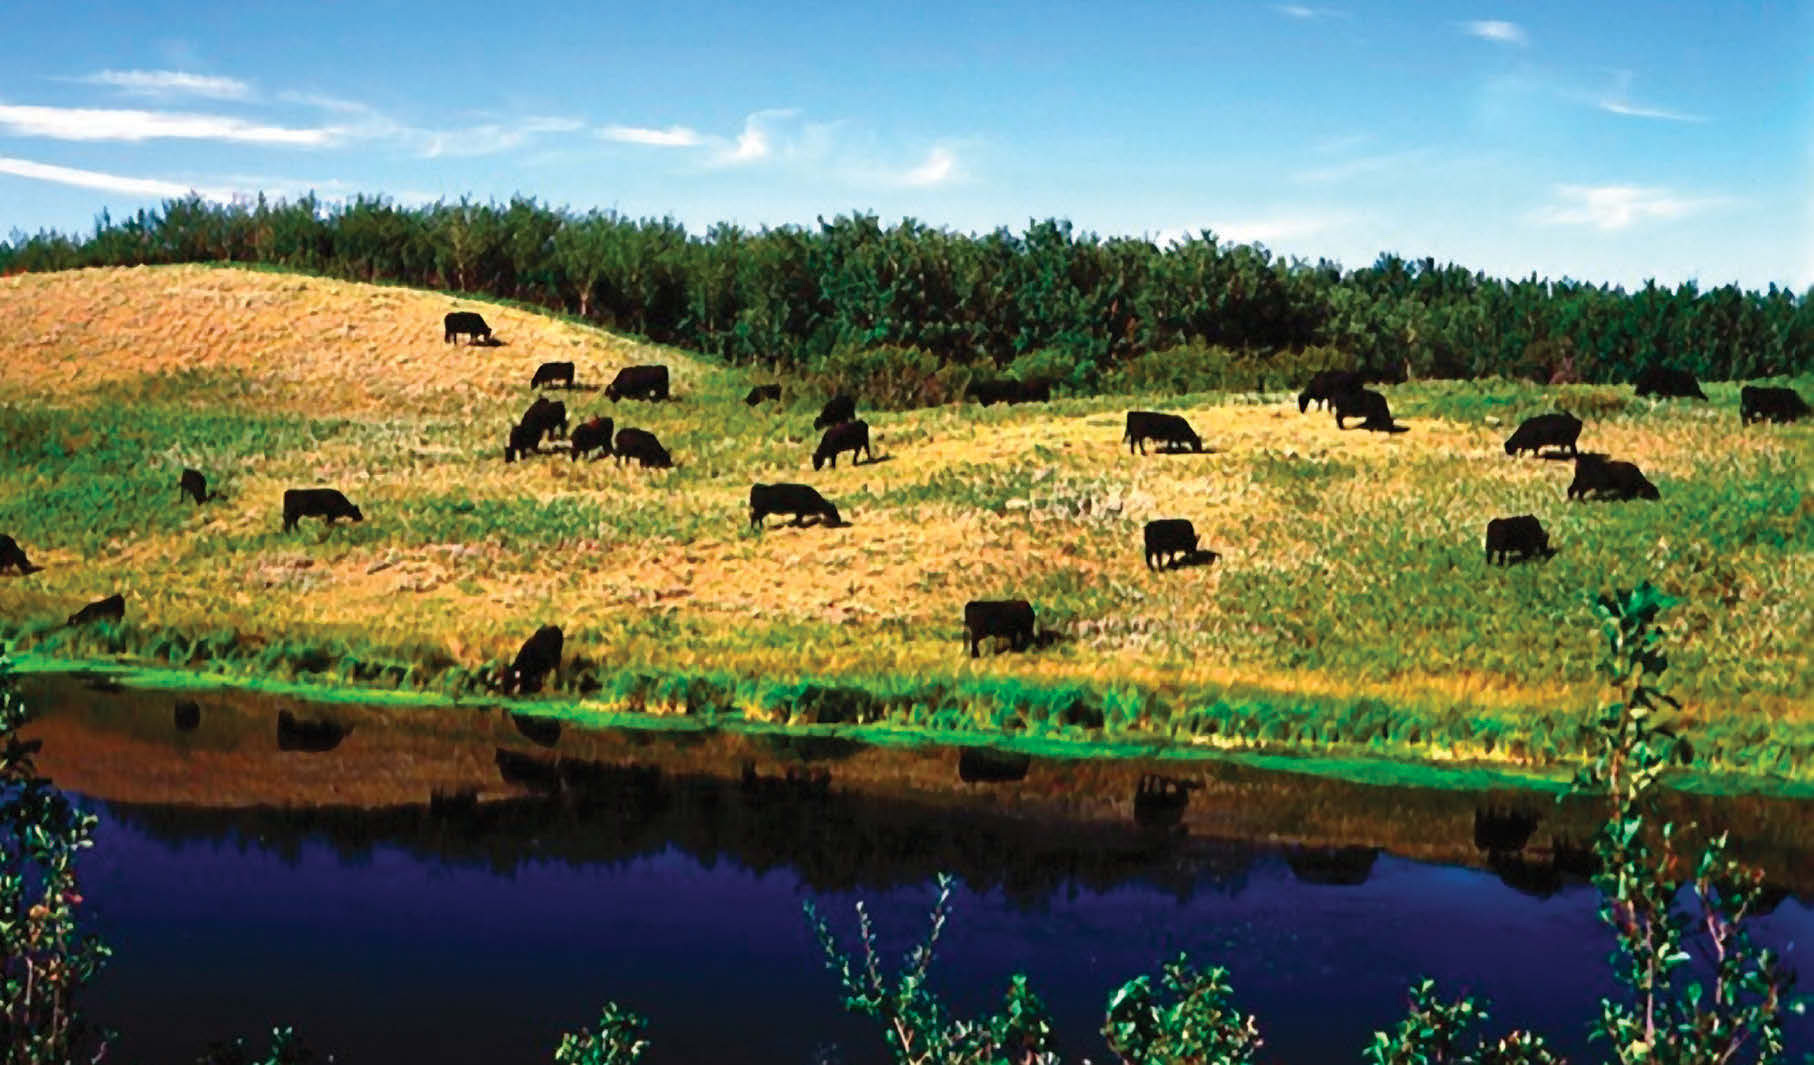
xmin=20 ymin=674 xmax=1814 ymax=1063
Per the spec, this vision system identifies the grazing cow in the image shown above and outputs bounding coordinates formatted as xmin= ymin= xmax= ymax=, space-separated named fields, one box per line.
xmin=814 ymin=394 xmax=857 ymax=430
xmin=968 ymin=377 xmax=1052 ymax=406
xmin=1484 ymin=515 xmax=1556 ymax=565
xmin=443 ymin=311 xmax=492 ymax=345
xmin=179 ymin=467 xmax=210 ymax=504
xmin=613 ymin=427 xmax=673 ymax=469
xmin=1142 ymin=519 xmax=1199 ymax=570
xmin=530 ymin=361 xmax=575 ymax=389
xmin=1741 ymin=385 xmax=1811 ymax=425
xmin=503 ymin=420 xmax=544 ymax=463
xmin=1567 ymin=456 xmax=1659 ymax=502
xmin=1633 ymin=366 xmax=1708 ymax=400
xmin=750 ymin=483 xmax=843 ymax=528
xmin=518 ymin=396 xmax=569 ymax=442
xmin=812 ymin=420 xmax=873 ymax=470
xmin=1297 ymin=370 xmax=1364 ymax=413
xmin=1332 ymin=388 xmax=1396 ymax=430
xmin=502 ymin=624 xmax=563 ymax=695
xmin=67 ymin=593 xmax=125 ymax=627
xmin=276 ymin=710 xmax=349 ymax=753
xmin=282 ymin=488 xmax=364 ymax=531
xmin=605 ymin=364 xmax=670 ymax=402
xmin=0 ymin=534 xmax=31 ymax=575
xmin=963 ymin=599 xmax=1036 ymax=658
xmin=1123 ymin=411 xmax=1204 ymax=454
xmin=745 ymin=384 xmax=782 ymax=406
xmin=1503 ymin=412 xmax=1583 ymax=457
xmin=568 ymin=416 xmax=614 ymax=460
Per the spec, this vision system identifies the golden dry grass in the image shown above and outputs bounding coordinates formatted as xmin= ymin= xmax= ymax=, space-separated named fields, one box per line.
xmin=2 ymin=265 xmax=1810 ymax=743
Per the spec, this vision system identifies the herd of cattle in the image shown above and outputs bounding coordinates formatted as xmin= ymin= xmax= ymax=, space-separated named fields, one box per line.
xmin=3 ymin=307 xmax=1809 ymax=689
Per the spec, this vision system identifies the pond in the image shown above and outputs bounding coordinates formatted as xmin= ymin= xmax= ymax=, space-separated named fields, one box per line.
xmin=17 ymin=673 xmax=1814 ymax=1063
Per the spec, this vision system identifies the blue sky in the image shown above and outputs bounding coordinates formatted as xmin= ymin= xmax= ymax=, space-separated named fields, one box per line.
xmin=2 ymin=1 xmax=1808 ymax=289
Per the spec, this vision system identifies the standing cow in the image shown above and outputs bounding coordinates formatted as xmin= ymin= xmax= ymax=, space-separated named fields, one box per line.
xmin=444 ymin=311 xmax=492 ymax=345
xmin=1332 ymin=389 xmax=1397 ymax=430
xmin=749 ymin=483 xmax=843 ymax=528
xmin=1484 ymin=515 xmax=1556 ymax=565
xmin=1567 ymin=457 xmax=1659 ymax=501
xmin=501 ymin=625 xmax=563 ymax=694
xmin=964 ymin=600 xmax=1037 ymax=658
xmin=1503 ymin=413 xmax=1583 ymax=458
xmin=179 ymin=468 xmax=212 ymax=505
xmin=614 ymin=427 xmax=673 ymax=468
xmin=1633 ymin=366 xmax=1707 ymax=400
xmin=814 ymin=394 xmax=857 ymax=430
xmin=1740 ymin=385 xmax=1811 ymax=425
xmin=605 ymin=365 xmax=670 ymax=402
xmin=812 ymin=420 xmax=873 ymax=469
xmin=0 ymin=534 xmax=33 ymax=575
xmin=1123 ymin=411 xmax=1204 ymax=454
xmin=282 ymin=488 xmax=365 ymax=531
xmin=1297 ymin=370 xmax=1364 ymax=413
xmin=530 ymin=361 xmax=575 ymax=389
xmin=569 ymin=416 xmax=614 ymax=460
xmin=1142 ymin=519 xmax=1199 ymax=570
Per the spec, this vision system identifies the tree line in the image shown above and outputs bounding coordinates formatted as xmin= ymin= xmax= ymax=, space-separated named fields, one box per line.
xmin=3 ymin=193 xmax=1809 ymax=399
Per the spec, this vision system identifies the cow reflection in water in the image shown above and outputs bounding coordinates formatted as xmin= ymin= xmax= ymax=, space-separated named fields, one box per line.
xmin=275 ymin=710 xmax=349 ymax=753
xmin=493 ymin=748 xmax=666 ymax=815
xmin=1491 ymin=852 xmax=1566 ymax=899
xmin=740 ymin=761 xmax=831 ymax=804
xmin=1132 ymin=774 xmax=1198 ymax=831
xmin=1473 ymin=806 xmax=1541 ymax=854
xmin=173 ymin=700 xmax=201 ymax=731
xmin=508 ymin=711 xmax=562 ymax=748
xmin=1285 ymin=846 xmax=1380 ymax=886
xmin=957 ymin=747 xmax=1031 ymax=784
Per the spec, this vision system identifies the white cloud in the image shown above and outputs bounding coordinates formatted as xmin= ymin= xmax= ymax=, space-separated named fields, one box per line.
xmin=901 ymin=146 xmax=957 ymax=187
xmin=1532 ymin=184 xmax=1728 ymax=231
xmin=709 ymin=109 xmax=800 ymax=166
xmin=1463 ymin=20 xmax=1527 ymax=45
xmin=1274 ymin=4 xmax=1348 ymax=19
xmin=0 ymin=103 xmax=332 ymax=146
xmin=600 ymin=124 xmax=703 ymax=147
xmin=78 ymin=69 xmax=253 ymax=101
xmin=0 ymin=154 xmax=229 ymax=199
xmin=1594 ymin=73 xmax=1705 ymax=122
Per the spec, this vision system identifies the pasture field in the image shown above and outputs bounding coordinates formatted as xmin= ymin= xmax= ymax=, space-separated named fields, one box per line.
xmin=1 ymin=266 xmax=1810 ymax=784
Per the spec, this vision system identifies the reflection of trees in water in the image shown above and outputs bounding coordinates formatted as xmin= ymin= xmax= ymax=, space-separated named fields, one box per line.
xmin=97 ymin=757 xmax=1265 ymax=910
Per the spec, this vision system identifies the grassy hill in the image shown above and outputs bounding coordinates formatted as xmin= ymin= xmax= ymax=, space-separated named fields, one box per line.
xmin=2 ymin=265 xmax=1810 ymax=783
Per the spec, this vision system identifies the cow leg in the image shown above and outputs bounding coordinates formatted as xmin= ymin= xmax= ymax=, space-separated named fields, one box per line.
xmin=968 ymin=633 xmax=979 ymax=658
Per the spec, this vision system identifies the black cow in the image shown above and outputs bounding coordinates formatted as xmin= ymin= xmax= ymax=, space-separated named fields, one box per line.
xmin=282 ymin=488 xmax=364 ymax=531
xmin=744 ymin=384 xmax=782 ymax=406
xmin=1297 ymin=370 xmax=1364 ymax=413
xmin=0 ymin=534 xmax=32 ymax=575
xmin=750 ymin=483 xmax=842 ymax=528
xmin=1567 ymin=456 xmax=1659 ymax=501
xmin=67 ymin=593 xmax=125 ymax=626
xmin=569 ymin=416 xmax=614 ymax=460
xmin=179 ymin=467 xmax=211 ymax=504
xmin=444 ymin=311 xmax=492 ymax=345
xmin=1740 ymin=385 xmax=1811 ymax=425
xmin=530 ymin=361 xmax=575 ymax=389
xmin=814 ymin=394 xmax=857 ymax=430
xmin=503 ymin=420 xmax=544 ymax=463
xmin=519 ymin=397 xmax=569 ymax=442
xmin=502 ymin=624 xmax=563 ymax=694
xmin=812 ymin=420 xmax=873 ymax=470
xmin=614 ymin=427 xmax=672 ymax=469
xmin=1124 ymin=411 xmax=1203 ymax=454
xmin=1484 ymin=515 xmax=1555 ymax=565
xmin=968 ymin=377 xmax=1052 ymax=406
xmin=277 ymin=710 xmax=349 ymax=753
xmin=963 ymin=599 xmax=1036 ymax=658
xmin=1332 ymin=388 xmax=1396 ymax=430
xmin=605 ymin=365 xmax=670 ymax=402
xmin=1633 ymin=366 xmax=1707 ymax=400
xmin=1143 ymin=519 xmax=1199 ymax=570
xmin=1503 ymin=412 xmax=1583 ymax=457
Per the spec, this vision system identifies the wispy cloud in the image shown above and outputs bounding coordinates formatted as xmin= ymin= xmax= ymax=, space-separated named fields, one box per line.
xmin=417 ymin=116 xmax=584 ymax=158
xmin=900 ymin=146 xmax=957 ymax=187
xmin=710 ymin=109 xmax=800 ymax=166
xmin=77 ymin=69 xmax=253 ymax=101
xmin=0 ymin=103 xmax=332 ymax=145
xmin=1532 ymin=184 xmax=1728 ymax=231
xmin=1595 ymin=72 xmax=1706 ymax=123
xmin=0 ymin=154 xmax=227 ymax=199
xmin=1462 ymin=20 xmax=1527 ymax=45
xmin=600 ymin=124 xmax=703 ymax=147
xmin=1273 ymin=4 xmax=1348 ymax=20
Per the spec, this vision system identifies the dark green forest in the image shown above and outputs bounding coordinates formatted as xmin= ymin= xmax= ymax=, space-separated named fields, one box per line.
xmin=4 ymin=193 xmax=1809 ymax=403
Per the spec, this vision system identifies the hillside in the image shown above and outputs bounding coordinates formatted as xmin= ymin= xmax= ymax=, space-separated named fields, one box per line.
xmin=1 ymin=266 xmax=1810 ymax=781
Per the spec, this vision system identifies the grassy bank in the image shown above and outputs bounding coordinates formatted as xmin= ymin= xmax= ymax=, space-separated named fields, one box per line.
xmin=3 ymin=266 xmax=1810 ymax=785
